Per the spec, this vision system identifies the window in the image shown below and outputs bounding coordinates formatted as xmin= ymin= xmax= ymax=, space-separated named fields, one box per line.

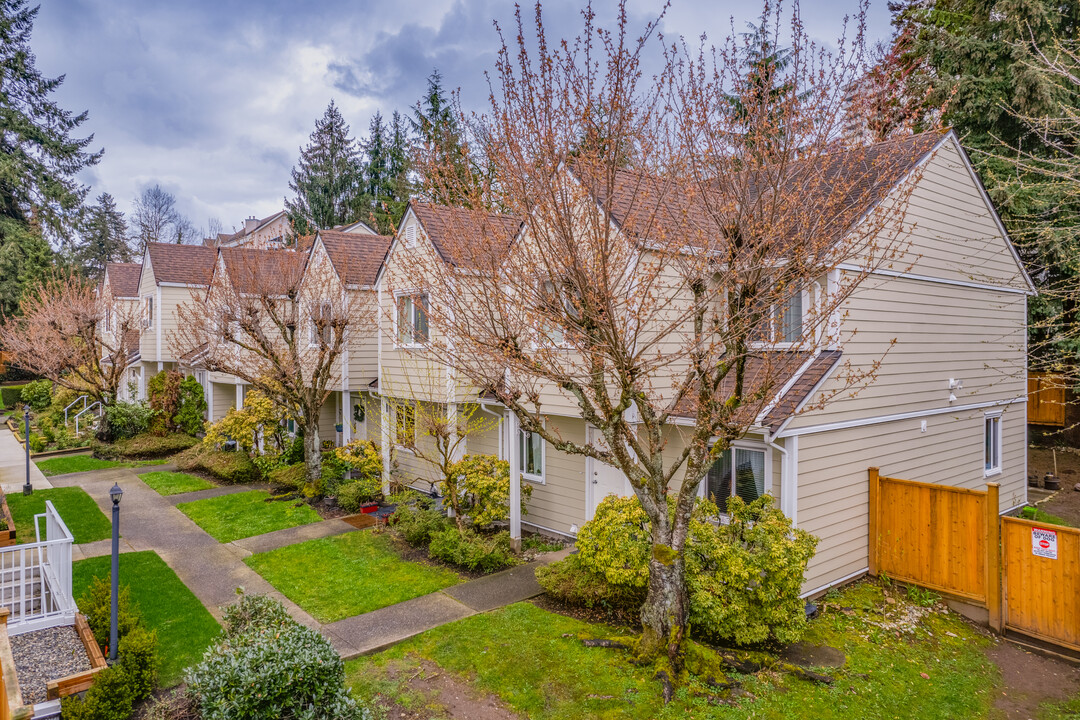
xmin=143 ymin=296 xmax=154 ymax=330
xmin=104 ymin=306 xmax=111 ymax=333
xmin=309 ymin=302 xmax=333 ymax=347
xmin=395 ymin=404 xmax=415 ymax=446
xmin=984 ymin=413 xmax=1002 ymax=475
xmin=519 ymin=429 xmax=544 ymax=483
xmin=396 ymin=293 xmax=429 ymax=346
xmin=749 ymin=288 xmax=803 ymax=345
xmin=703 ymin=447 xmax=766 ymax=513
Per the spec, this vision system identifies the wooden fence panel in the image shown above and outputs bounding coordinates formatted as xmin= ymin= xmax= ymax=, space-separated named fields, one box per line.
xmin=1028 ymin=373 xmax=1066 ymax=426
xmin=870 ymin=468 xmax=990 ymax=604
xmin=1002 ymin=516 xmax=1080 ymax=651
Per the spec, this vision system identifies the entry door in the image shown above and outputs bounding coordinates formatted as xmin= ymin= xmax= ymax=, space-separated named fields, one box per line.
xmin=587 ymin=425 xmax=631 ymax=519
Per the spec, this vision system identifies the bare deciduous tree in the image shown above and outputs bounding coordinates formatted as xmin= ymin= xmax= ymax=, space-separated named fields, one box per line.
xmin=392 ymin=0 xmax=933 ymax=670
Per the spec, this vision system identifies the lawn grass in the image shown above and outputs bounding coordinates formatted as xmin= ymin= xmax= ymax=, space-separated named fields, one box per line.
xmin=245 ymin=532 xmax=462 ymax=623
xmin=176 ymin=490 xmax=321 ymax=543
xmin=6 ymin=487 xmax=111 ymax=544
xmin=73 ymin=550 xmax=220 ymax=687
xmin=1019 ymin=504 xmax=1073 ymax=527
xmin=346 ymin=581 xmax=1002 ymax=720
xmin=34 ymin=455 xmax=166 ymax=477
xmin=138 ymin=470 xmax=215 ymax=496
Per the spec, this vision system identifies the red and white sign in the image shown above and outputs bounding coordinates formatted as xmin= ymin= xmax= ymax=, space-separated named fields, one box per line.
xmin=1032 ymin=527 xmax=1058 ymax=560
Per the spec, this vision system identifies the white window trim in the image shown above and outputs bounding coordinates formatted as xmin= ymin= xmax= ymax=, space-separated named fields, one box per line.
xmin=393 ymin=290 xmax=428 ymax=349
xmin=984 ymin=410 xmax=1003 ymax=477
xmin=519 ymin=423 xmax=546 ymax=485
xmin=699 ymin=440 xmax=772 ymax=513
xmin=747 ymin=287 xmax=808 ymax=351
xmin=143 ymin=295 xmax=154 ymax=330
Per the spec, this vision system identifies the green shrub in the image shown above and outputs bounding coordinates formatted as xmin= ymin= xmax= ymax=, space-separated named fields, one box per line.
xmin=268 ymin=462 xmax=306 ymax=490
xmin=187 ymin=594 xmax=365 ymax=720
xmin=576 ymin=494 xmax=652 ymax=589
xmin=61 ymin=665 xmax=133 ymax=720
xmin=28 ymin=433 xmax=45 ymax=453
xmin=335 ymin=439 xmax=382 ymax=484
xmin=392 ymin=495 xmax=450 ymax=546
xmin=117 ymin=625 xmax=158 ymax=700
xmin=175 ymin=443 xmax=261 ymax=484
xmin=222 ymin=591 xmax=292 ymax=637
xmin=442 ymin=453 xmax=532 ymax=529
xmin=78 ymin=576 xmax=141 ymax=651
xmin=147 ymin=371 xmax=183 ymax=435
xmin=20 ymin=379 xmax=52 ymax=410
xmin=337 ymin=479 xmax=381 ymax=512
xmin=0 ymin=385 xmax=25 ymax=409
xmin=174 ymin=376 xmax=208 ymax=436
xmin=104 ymin=400 xmax=154 ymax=440
xmin=428 ymin=527 xmax=518 ymax=572
xmin=97 ymin=432 xmax=199 ymax=460
xmin=536 ymin=552 xmax=645 ymax=616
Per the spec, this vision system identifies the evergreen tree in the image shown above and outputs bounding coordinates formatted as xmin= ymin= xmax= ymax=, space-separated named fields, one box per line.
xmin=0 ymin=0 xmax=101 ymax=318
xmin=286 ymin=101 xmax=365 ymax=235
xmin=359 ymin=111 xmax=411 ymax=233
xmin=411 ymin=70 xmax=479 ymax=206
xmin=78 ymin=193 xmax=131 ymax=279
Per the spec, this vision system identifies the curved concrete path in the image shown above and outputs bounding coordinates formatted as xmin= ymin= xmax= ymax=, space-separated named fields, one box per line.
xmin=0 ymin=427 xmax=49 ymax=494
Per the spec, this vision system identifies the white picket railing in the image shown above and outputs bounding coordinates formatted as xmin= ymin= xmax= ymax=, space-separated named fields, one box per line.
xmin=0 ymin=500 xmax=76 ymax=636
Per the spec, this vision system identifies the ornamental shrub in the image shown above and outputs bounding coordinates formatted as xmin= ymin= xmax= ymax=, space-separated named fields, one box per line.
xmin=337 ymin=480 xmax=381 ymax=512
xmin=28 ymin=433 xmax=45 ymax=453
xmin=60 ymin=665 xmax=133 ymax=720
xmin=535 ymin=552 xmax=646 ymax=618
xmin=104 ymin=400 xmax=154 ymax=440
xmin=174 ymin=443 xmax=260 ymax=484
xmin=20 ymin=379 xmax=51 ymax=410
xmin=391 ymin=494 xmax=449 ymax=547
xmin=173 ymin=375 xmax=208 ymax=436
xmin=576 ymin=494 xmax=652 ymax=589
xmin=78 ymin=576 xmax=141 ymax=651
xmin=187 ymin=594 xmax=365 ymax=720
xmin=268 ymin=462 xmax=306 ymax=491
xmin=442 ymin=453 xmax=532 ymax=528
xmin=428 ymin=527 xmax=518 ymax=572
xmin=117 ymin=625 xmax=158 ymax=700
xmin=335 ymin=439 xmax=382 ymax=485
xmin=222 ymin=590 xmax=292 ymax=637
xmin=686 ymin=495 xmax=818 ymax=646
xmin=205 ymin=390 xmax=289 ymax=456
xmin=147 ymin=370 xmax=183 ymax=435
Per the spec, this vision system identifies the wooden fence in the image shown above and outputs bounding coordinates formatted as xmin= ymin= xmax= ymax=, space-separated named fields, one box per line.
xmin=1028 ymin=372 xmax=1066 ymax=426
xmin=869 ymin=467 xmax=1080 ymax=651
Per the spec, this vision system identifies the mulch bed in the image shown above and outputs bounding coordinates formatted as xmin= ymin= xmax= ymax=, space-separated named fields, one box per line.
xmin=10 ymin=624 xmax=91 ymax=705
xmin=1028 ymin=447 xmax=1080 ymax=525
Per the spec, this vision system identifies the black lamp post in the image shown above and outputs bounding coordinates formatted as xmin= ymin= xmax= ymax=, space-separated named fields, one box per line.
xmin=22 ymin=405 xmax=31 ymax=496
xmin=108 ymin=482 xmax=123 ymax=662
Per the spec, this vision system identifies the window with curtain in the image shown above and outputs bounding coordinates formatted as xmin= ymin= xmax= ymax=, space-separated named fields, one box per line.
xmin=520 ymin=429 xmax=544 ymax=481
xmin=704 ymin=447 xmax=766 ymax=513
xmin=396 ymin=294 xmax=429 ymax=345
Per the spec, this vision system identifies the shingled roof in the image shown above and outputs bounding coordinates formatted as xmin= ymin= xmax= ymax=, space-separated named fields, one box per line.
xmin=318 ymin=230 xmax=392 ymax=287
xmin=219 ymin=247 xmax=306 ymax=295
xmin=146 ymin=243 xmax=217 ymax=286
xmin=410 ymin=202 xmax=522 ymax=269
xmin=105 ymin=262 xmax=142 ymax=298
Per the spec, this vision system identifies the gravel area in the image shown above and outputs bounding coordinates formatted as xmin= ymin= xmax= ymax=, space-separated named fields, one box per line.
xmin=10 ymin=624 xmax=91 ymax=705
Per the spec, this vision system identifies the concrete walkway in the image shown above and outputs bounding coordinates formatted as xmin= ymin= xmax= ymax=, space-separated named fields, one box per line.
xmin=0 ymin=427 xmax=50 ymax=493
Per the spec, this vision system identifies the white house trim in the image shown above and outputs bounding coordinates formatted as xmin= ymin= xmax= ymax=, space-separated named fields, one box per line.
xmin=835 ymin=263 xmax=1031 ymax=296
xmin=776 ymin=397 xmax=1026 ymax=438
xmin=158 ymin=282 xmax=209 ymax=289
xmin=800 ymin=567 xmax=869 ymax=599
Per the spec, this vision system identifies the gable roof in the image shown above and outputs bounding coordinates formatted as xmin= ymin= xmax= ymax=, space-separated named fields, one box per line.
xmin=145 ymin=243 xmax=217 ymax=286
xmin=409 ymin=202 xmax=523 ymax=269
xmin=219 ymin=247 xmax=306 ymax=295
xmin=317 ymin=230 xmax=393 ymax=287
xmin=208 ymin=211 xmax=288 ymax=247
xmin=104 ymin=262 xmax=142 ymax=298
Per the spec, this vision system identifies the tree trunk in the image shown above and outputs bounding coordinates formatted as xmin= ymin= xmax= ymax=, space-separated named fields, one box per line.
xmin=303 ymin=419 xmax=322 ymax=493
xmin=637 ymin=540 xmax=689 ymax=672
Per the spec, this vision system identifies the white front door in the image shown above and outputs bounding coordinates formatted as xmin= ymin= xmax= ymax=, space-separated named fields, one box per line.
xmin=587 ymin=425 xmax=631 ymax=519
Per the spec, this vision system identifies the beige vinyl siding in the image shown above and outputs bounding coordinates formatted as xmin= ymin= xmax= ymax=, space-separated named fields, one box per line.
xmin=787 ymin=277 xmax=1026 ymax=430
xmin=466 ymin=413 xmax=502 ymax=458
xmin=137 ymin=258 xmax=156 ymax=362
xmin=796 ymin=407 xmax=1025 ymax=593
xmin=211 ymin=382 xmax=235 ymax=421
xmin=158 ymin=285 xmax=196 ymax=363
xmin=523 ymin=416 xmax=588 ymax=535
xmin=347 ymin=290 xmax=379 ymax=388
xmin=317 ymin=399 xmax=338 ymax=447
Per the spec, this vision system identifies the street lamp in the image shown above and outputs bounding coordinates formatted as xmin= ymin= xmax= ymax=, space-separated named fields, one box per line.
xmin=22 ymin=406 xmax=31 ymax=496
xmin=108 ymin=483 xmax=123 ymax=662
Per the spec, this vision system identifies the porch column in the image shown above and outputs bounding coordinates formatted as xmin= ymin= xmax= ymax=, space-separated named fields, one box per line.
xmin=780 ymin=436 xmax=798 ymax=526
xmin=380 ymin=397 xmax=391 ymax=495
xmin=342 ymin=391 xmax=352 ymax=445
xmin=506 ymin=410 xmax=521 ymax=551
xmin=235 ymin=382 xmax=243 ymax=410
xmin=204 ymin=377 xmax=212 ymax=423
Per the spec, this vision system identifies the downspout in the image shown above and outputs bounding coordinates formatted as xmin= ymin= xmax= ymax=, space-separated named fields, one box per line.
xmin=476 ymin=403 xmax=505 ymax=460
xmin=767 ymin=436 xmax=794 ymax=525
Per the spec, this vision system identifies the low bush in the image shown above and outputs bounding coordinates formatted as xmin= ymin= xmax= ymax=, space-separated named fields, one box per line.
xmin=61 ymin=665 xmax=133 ymax=720
xmin=442 ymin=453 xmax=532 ymax=529
xmin=175 ymin=443 xmax=260 ymax=484
xmin=104 ymin=400 xmax=154 ymax=440
xmin=319 ymin=450 xmax=349 ymax=494
xmin=535 ymin=552 xmax=646 ymax=617
xmin=117 ymin=624 xmax=159 ymax=700
xmin=267 ymin=462 xmax=305 ymax=490
xmin=28 ymin=433 xmax=45 ymax=453
xmin=187 ymin=593 xmax=365 ymax=720
xmin=96 ymin=432 xmax=199 ymax=460
xmin=147 ymin=370 xmax=183 ymax=436
xmin=392 ymin=496 xmax=450 ymax=547
xmin=335 ymin=439 xmax=382 ymax=484
xmin=336 ymin=479 xmax=381 ymax=512
xmin=0 ymin=385 xmax=25 ymax=409
xmin=173 ymin=375 xmax=208 ymax=436
xmin=20 ymin=379 xmax=52 ymax=410
xmin=221 ymin=591 xmax=292 ymax=637
xmin=78 ymin=575 xmax=142 ymax=651
xmin=428 ymin=527 xmax=518 ymax=572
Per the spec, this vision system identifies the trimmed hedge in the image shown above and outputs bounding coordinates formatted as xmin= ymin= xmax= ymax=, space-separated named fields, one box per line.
xmin=175 ymin=443 xmax=260 ymax=484
xmin=95 ymin=432 xmax=199 ymax=460
xmin=1 ymin=385 xmax=26 ymax=410
xmin=535 ymin=552 xmax=646 ymax=619
xmin=268 ymin=462 xmax=305 ymax=490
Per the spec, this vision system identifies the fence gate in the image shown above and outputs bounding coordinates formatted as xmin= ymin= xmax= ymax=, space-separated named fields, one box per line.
xmin=1001 ymin=516 xmax=1080 ymax=651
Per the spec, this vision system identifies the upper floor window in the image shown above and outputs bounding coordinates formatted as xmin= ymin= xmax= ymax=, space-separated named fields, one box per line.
xmin=309 ymin=302 xmax=333 ymax=348
xmin=750 ymin=289 xmax=802 ymax=345
xmin=143 ymin=296 xmax=154 ymax=330
xmin=396 ymin=293 xmax=429 ymax=346
xmin=984 ymin=412 xmax=1002 ymax=476
xmin=702 ymin=446 xmax=766 ymax=513
xmin=104 ymin=306 xmax=112 ymax=333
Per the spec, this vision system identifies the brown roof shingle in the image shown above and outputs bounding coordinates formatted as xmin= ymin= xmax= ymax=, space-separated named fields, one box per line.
xmin=146 ymin=243 xmax=217 ymax=286
xmin=318 ymin=230 xmax=392 ymax=286
xmin=410 ymin=202 xmax=522 ymax=269
xmin=219 ymin=247 xmax=306 ymax=295
xmin=105 ymin=262 xmax=142 ymax=298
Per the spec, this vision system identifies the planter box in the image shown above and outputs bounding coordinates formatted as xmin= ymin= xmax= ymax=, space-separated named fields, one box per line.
xmin=359 ymin=503 xmax=379 ymax=514
xmin=0 ymin=497 xmax=14 ymax=547
xmin=46 ymin=614 xmax=107 ymax=701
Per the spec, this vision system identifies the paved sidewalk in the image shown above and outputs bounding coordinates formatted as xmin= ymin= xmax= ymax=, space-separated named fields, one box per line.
xmin=0 ymin=427 xmax=50 ymax=493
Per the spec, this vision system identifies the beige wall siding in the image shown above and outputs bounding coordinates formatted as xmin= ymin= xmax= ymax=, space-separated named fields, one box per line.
xmin=137 ymin=258 xmax=156 ymax=362
xmin=795 ymin=406 xmax=1026 ymax=594
xmin=318 ymin=396 xmax=339 ymax=447
xmin=467 ymin=416 xmax=502 ymax=458
xmin=347 ymin=290 xmax=379 ymax=388
xmin=158 ymin=285 xmax=195 ymax=363
xmin=787 ymin=277 xmax=1026 ymax=430
xmin=524 ymin=416 xmax=589 ymax=536
xmin=211 ymin=382 xmax=235 ymax=421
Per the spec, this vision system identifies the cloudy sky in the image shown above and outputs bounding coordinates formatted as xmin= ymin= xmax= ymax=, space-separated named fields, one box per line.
xmin=33 ymin=0 xmax=894 ymax=236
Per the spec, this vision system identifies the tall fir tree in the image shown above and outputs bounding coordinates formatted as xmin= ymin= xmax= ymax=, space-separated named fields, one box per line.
xmin=0 ymin=0 xmax=101 ymax=318
xmin=78 ymin=193 xmax=131 ymax=279
xmin=411 ymin=70 xmax=479 ymax=207
xmin=359 ymin=111 xmax=411 ymax=233
xmin=286 ymin=101 xmax=365 ymax=235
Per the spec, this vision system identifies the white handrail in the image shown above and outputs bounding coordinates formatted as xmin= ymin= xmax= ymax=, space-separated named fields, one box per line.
xmin=64 ymin=395 xmax=90 ymax=425
xmin=5 ymin=500 xmax=75 ymax=635
xmin=74 ymin=401 xmax=102 ymax=436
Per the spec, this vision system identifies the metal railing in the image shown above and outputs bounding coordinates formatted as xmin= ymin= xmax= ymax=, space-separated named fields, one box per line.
xmin=64 ymin=395 xmax=91 ymax=425
xmin=0 ymin=501 xmax=75 ymax=635
xmin=74 ymin=402 xmax=102 ymax=436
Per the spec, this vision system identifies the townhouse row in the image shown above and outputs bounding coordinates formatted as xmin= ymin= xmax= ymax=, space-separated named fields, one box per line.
xmin=99 ymin=130 xmax=1033 ymax=597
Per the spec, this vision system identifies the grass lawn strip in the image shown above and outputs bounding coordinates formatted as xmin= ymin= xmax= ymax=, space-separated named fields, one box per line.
xmin=72 ymin=550 xmax=220 ymax=687
xmin=244 ymin=532 xmax=462 ymax=623
xmin=6 ymin=487 xmax=111 ymax=544
xmin=346 ymin=582 xmax=1003 ymax=720
xmin=176 ymin=489 xmax=321 ymax=543
xmin=137 ymin=470 xmax=214 ymax=496
xmin=35 ymin=455 xmax=166 ymax=477
xmin=1020 ymin=504 xmax=1073 ymax=527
